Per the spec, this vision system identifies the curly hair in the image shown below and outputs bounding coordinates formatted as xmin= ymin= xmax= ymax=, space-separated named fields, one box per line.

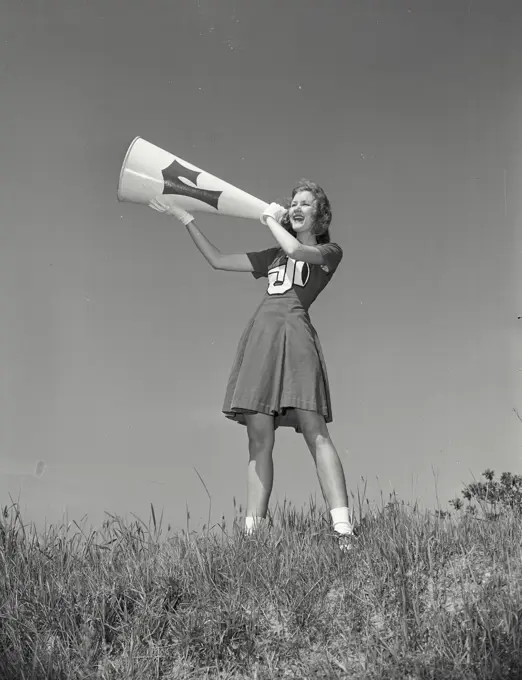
xmin=280 ymin=179 xmax=332 ymax=245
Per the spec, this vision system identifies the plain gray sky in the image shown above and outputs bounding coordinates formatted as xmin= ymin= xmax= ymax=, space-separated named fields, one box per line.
xmin=1 ymin=0 xmax=521 ymax=531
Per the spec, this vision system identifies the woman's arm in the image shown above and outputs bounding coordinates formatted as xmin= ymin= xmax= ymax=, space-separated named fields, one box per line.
xmin=185 ymin=221 xmax=253 ymax=272
xmin=149 ymin=197 xmax=254 ymax=272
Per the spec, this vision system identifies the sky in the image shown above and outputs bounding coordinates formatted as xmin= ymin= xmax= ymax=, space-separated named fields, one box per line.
xmin=1 ymin=0 xmax=521 ymax=533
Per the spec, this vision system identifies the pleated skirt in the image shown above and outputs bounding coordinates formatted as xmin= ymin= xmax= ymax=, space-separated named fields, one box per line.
xmin=222 ymin=296 xmax=333 ymax=432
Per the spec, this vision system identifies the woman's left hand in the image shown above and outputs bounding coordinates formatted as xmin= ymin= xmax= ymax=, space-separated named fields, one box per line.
xmin=261 ymin=202 xmax=287 ymax=225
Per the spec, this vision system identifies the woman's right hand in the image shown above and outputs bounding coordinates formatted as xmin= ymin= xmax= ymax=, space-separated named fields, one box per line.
xmin=149 ymin=197 xmax=194 ymax=226
xmin=261 ymin=202 xmax=287 ymax=226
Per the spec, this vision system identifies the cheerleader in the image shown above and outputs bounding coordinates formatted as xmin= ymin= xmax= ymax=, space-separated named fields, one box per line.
xmin=151 ymin=180 xmax=356 ymax=550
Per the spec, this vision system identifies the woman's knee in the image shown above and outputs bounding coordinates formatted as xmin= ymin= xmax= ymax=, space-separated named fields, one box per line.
xmin=245 ymin=413 xmax=275 ymax=452
xmin=295 ymin=410 xmax=330 ymax=449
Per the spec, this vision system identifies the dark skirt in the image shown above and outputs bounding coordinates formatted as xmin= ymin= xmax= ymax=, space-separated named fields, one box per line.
xmin=222 ymin=296 xmax=333 ymax=432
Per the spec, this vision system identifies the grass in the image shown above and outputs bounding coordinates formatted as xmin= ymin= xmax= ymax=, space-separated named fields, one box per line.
xmin=1 ymin=495 xmax=521 ymax=679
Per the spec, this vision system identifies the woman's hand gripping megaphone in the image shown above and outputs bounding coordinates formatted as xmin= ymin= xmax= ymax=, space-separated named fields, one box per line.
xmin=260 ymin=202 xmax=287 ymax=226
xmin=149 ymin=197 xmax=195 ymax=226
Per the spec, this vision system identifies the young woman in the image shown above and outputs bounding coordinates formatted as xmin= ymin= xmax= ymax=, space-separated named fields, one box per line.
xmin=150 ymin=180 xmax=356 ymax=550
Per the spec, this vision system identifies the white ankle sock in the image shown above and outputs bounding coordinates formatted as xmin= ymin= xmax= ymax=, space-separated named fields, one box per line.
xmin=330 ymin=507 xmax=353 ymax=535
xmin=245 ymin=516 xmax=265 ymax=534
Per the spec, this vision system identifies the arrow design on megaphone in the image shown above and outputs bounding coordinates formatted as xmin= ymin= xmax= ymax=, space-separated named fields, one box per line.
xmin=161 ymin=159 xmax=223 ymax=210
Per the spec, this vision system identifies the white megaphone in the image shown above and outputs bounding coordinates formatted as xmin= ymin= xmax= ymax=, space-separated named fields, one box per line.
xmin=117 ymin=137 xmax=268 ymax=220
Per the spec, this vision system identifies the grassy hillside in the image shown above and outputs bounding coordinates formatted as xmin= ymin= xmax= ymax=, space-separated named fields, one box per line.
xmin=1 ymin=497 xmax=521 ymax=679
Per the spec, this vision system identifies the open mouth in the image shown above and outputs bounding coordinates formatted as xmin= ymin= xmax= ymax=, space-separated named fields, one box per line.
xmin=292 ymin=215 xmax=304 ymax=224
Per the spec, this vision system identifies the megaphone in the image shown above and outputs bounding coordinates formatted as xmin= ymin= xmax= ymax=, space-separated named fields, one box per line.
xmin=117 ymin=137 xmax=268 ymax=220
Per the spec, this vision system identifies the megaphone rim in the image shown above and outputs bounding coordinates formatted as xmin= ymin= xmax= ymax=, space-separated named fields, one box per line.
xmin=117 ymin=136 xmax=143 ymax=202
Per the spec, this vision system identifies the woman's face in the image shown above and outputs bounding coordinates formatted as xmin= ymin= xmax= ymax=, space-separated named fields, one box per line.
xmin=288 ymin=190 xmax=317 ymax=234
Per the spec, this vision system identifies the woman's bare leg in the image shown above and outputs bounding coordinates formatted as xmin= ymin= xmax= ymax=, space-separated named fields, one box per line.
xmin=295 ymin=409 xmax=349 ymax=510
xmin=294 ymin=409 xmax=355 ymax=542
xmin=244 ymin=412 xmax=275 ymax=520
